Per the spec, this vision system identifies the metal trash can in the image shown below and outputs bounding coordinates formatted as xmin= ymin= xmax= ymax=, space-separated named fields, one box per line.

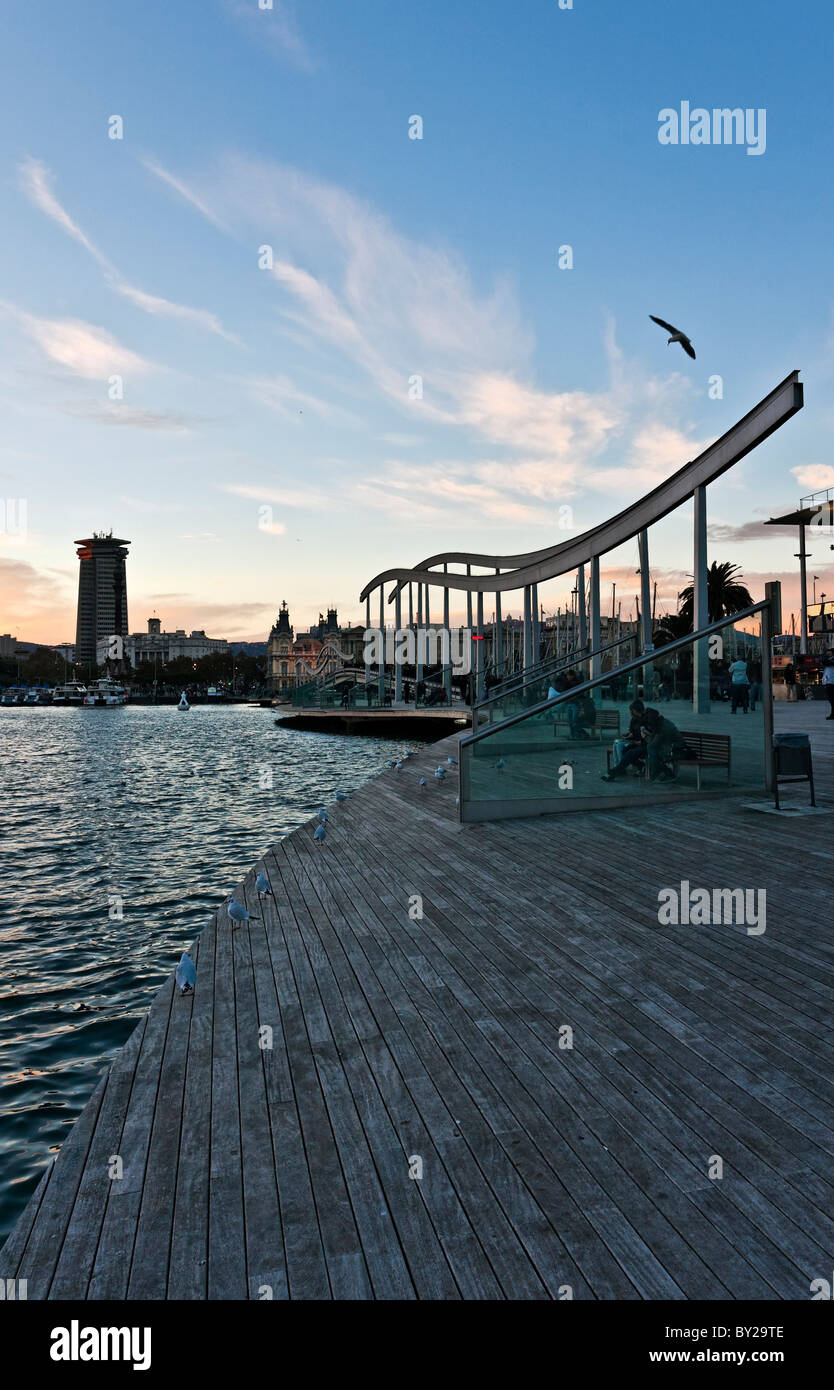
xmin=773 ymin=733 xmax=815 ymax=809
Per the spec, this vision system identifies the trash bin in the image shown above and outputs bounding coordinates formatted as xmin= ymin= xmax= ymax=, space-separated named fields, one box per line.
xmin=773 ymin=733 xmax=814 ymax=808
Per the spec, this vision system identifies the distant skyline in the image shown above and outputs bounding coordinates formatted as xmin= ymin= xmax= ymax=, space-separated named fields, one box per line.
xmin=2 ymin=0 xmax=834 ymax=645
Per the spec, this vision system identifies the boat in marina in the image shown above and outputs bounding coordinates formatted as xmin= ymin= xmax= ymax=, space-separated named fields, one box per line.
xmin=82 ymin=678 xmax=127 ymax=707
xmin=1 ymin=687 xmax=26 ymax=706
xmin=52 ymin=682 xmax=88 ymax=706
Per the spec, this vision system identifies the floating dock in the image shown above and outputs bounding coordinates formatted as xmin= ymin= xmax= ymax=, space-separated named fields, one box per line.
xmin=1 ymin=704 xmax=832 ymax=1299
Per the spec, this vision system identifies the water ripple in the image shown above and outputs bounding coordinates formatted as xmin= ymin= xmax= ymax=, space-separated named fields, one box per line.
xmin=0 ymin=705 xmax=421 ymax=1246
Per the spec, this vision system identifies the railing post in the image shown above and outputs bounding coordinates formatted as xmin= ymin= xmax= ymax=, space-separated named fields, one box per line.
xmin=365 ymin=592 xmax=372 ymax=696
xmin=590 ymin=555 xmax=601 ymax=681
xmin=477 ymin=592 xmax=485 ymax=700
xmin=394 ymin=588 xmax=403 ymax=704
xmin=577 ymin=564 xmax=587 ymax=651
xmin=638 ymin=531 xmax=653 ymax=654
xmin=416 ymin=583 xmax=423 ymax=698
xmin=532 ymin=583 xmax=540 ymax=665
xmin=523 ymin=586 xmax=532 ymax=670
xmin=495 ymin=570 xmax=503 ymax=674
xmin=693 ymin=487 xmax=710 ymax=713
xmin=443 ymin=565 xmax=452 ymax=705
xmin=762 ymin=589 xmax=777 ymax=793
xmin=379 ymin=586 xmax=385 ymax=704
xmin=466 ymin=564 xmax=472 ymax=630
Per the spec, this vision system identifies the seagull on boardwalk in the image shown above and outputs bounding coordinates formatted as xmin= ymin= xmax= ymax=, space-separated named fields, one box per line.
xmin=314 ymin=823 xmax=326 ymax=843
xmin=335 ymin=790 xmax=348 ymax=801
xmin=175 ymin=951 xmax=196 ymax=994
xmin=649 ymin=315 xmax=696 ymax=359
xmin=446 ymin=756 xmax=458 ymax=766
xmin=255 ymin=871 xmax=272 ymax=898
xmin=317 ymin=808 xmax=329 ymax=823
xmin=493 ymin=758 xmax=505 ymax=772
xmin=227 ymin=897 xmax=259 ymax=930
xmin=418 ymin=776 xmax=427 ymax=789
xmin=435 ymin=766 xmax=447 ymax=780
xmin=395 ymin=761 xmax=404 ymax=772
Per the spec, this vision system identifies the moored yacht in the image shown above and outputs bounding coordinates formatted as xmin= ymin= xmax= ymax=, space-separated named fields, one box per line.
xmin=52 ymin=682 xmax=88 ymax=706
xmin=82 ymin=678 xmax=127 ymax=707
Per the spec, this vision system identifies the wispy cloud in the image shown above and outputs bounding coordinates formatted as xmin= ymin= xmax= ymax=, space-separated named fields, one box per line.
xmin=59 ymin=401 xmax=198 ymax=431
xmin=244 ymin=372 xmax=358 ymax=423
xmin=3 ymin=304 xmax=152 ymax=380
xmin=141 ymin=155 xmax=230 ymax=232
xmin=222 ymin=481 xmax=333 ymax=509
xmin=222 ymin=0 xmax=317 ymax=74
xmin=19 ymin=157 xmax=114 ymax=271
xmin=792 ymin=463 xmax=834 ymax=490
xmin=113 ymin=282 xmax=240 ymax=344
xmin=19 ymin=157 xmax=238 ymax=343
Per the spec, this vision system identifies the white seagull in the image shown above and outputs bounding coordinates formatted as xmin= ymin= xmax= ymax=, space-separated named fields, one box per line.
xmin=227 ymin=898 xmax=259 ymax=930
xmin=649 ymin=315 xmax=696 ymax=359
xmin=255 ymin=871 xmax=272 ymax=898
xmin=175 ymin=951 xmax=197 ymax=994
xmin=335 ymin=790 xmax=348 ymax=801
xmin=314 ymin=823 xmax=326 ymax=843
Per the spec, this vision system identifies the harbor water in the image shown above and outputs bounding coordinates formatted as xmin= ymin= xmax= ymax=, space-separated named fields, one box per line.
xmin=0 ymin=704 xmax=420 ymax=1248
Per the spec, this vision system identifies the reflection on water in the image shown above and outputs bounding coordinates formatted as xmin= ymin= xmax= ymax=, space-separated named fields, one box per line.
xmin=0 ymin=705 xmax=420 ymax=1247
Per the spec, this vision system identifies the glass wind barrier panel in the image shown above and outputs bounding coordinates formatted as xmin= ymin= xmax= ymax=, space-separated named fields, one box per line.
xmin=460 ymin=612 xmax=768 ymax=819
xmin=475 ymin=634 xmax=639 ymax=729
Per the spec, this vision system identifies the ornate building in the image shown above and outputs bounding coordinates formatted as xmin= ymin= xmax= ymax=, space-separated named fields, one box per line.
xmin=266 ymin=602 xmax=365 ymax=696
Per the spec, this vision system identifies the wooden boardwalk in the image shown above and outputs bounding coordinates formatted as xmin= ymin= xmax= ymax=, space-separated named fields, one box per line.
xmin=2 ymin=702 xmax=832 ymax=1299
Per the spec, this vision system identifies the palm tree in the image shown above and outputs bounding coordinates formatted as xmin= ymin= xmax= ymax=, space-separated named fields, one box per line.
xmin=677 ymin=562 xmax=753 ymax=630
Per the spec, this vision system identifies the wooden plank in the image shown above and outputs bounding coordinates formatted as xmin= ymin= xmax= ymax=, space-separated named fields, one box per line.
xmin=168 ymin=926 xmax=216 ymax=1299
xmin=50 ymin=1018 xmax=148 ymax=1298
xmin=87 ymin=976 xmax=176 ymax=1299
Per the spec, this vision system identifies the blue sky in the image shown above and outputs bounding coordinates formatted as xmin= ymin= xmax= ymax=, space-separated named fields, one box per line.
xmin=2 ymin=0 xmax=833 ymax=643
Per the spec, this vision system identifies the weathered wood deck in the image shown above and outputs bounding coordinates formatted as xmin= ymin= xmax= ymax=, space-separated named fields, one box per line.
xmin=2 ymin=703 xmax=832 ymax=1299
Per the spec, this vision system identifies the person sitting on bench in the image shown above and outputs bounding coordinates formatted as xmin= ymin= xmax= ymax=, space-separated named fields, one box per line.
xmin=568 ymin=691 xmax=596 ymax=739
xmin=643 ymin=708 xmax=688 ymax=781
xmin=602 ymin=700 xmax=648 ymax=780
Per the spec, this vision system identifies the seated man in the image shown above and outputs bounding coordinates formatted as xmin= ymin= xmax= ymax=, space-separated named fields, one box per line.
xmin=568 ymin=691 xmax=596 ymax=739
xmin=642 ymin=707 xmax=688 ymax=781
xmin=610 ymin=698 xmax=646 ymax=772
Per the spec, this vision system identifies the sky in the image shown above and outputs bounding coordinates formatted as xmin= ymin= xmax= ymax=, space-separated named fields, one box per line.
xmin=1 ymin=0 xmax=833 ymax=646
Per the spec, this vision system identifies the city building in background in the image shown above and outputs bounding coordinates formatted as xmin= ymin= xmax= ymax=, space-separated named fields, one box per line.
xmin=266 ymin=602 xmax=364 ymax=696
xmin=102 ymin=615 xmax=229 ymax=669
xmin=74 ymin=532 xmax=130 ymax=668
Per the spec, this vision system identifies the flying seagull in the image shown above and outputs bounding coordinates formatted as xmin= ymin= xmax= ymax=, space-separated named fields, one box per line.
xmin=649 ymin=315 xmax=696 ymax=359
xmin=175 ymin=951 xmax=197 ymax=995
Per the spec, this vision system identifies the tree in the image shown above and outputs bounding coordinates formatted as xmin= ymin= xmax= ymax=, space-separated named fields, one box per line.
xmin=677 ymin=562 xmax=753 ymax=630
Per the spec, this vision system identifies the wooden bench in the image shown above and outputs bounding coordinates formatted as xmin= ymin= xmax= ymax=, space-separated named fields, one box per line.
xmin=554 ymin=707 xmax=620 ymax=741
xmin=605 ymin=730 xmax=731 ymax=789
xmin=674 ymin=731 xmax=731 ymax=790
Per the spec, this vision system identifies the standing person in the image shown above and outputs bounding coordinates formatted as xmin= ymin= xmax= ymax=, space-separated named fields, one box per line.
xmin=783 ymin=661 xmax=797 ymax=700
xmin=728 ymin=655 xmax=750 ymax=713
xmin=748 ymin=658 xmax=762 ymax=712
xmin=822 ymin=649 xmax=834 ymax=720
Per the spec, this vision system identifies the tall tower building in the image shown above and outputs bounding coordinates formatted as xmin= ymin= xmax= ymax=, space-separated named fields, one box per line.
xmin=74 ymin=532 xmax=130 ymax=667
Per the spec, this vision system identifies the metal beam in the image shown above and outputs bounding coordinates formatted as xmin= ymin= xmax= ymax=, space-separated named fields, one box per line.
xmin=693 ymin=485 xmax=710 ymax=712
xmin=638 ymin=531 xmax=652 ymax=653
xmin=362 ymin=372 xmax=803 ymax=601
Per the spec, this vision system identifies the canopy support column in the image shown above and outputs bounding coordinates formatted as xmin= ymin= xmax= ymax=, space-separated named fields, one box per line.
xmin=693 ymin=487 xmax=710 ymax=712
xmin=590 ymin=555 xmax=601 ymax=680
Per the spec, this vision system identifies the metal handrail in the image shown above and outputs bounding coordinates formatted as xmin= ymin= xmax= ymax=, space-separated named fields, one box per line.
xmin=461 ymin=601 xmax=769 ymax=747
xmin=477 ymin=631 xmax=637 ymax=708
